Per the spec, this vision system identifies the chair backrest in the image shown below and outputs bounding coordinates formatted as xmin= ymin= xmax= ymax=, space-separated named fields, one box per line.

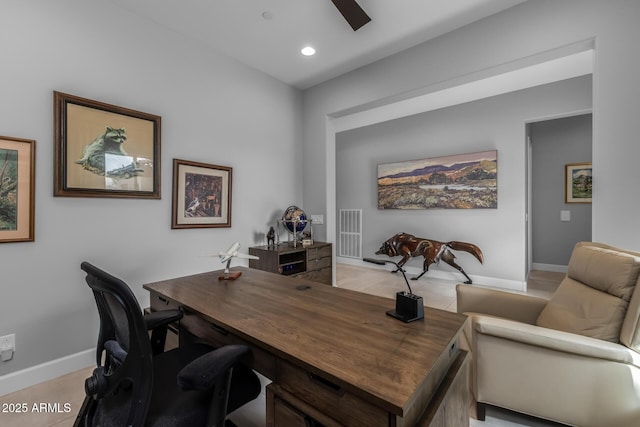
xmin=80 ymin=261 xmax=154 ymax=426
xmin=536 ymin=242 xmax=640 ymax=348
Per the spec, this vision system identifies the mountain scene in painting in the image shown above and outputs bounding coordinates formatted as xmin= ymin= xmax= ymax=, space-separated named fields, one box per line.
xmin=377 ymin=150 xmax=497 ymax=209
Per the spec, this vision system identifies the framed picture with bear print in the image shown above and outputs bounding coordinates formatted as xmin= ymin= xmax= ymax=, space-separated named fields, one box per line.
xmin=53 ymin=91 xmax=161 ymax=198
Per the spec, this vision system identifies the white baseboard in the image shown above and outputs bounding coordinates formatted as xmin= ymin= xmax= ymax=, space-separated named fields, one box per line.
xmin=0 ymin=349 xmax=94 ymax=397
xmin=532 ymin=263 xmax=568 ymax=273
xmin=336 ymin=257 xmax=525 ymax=292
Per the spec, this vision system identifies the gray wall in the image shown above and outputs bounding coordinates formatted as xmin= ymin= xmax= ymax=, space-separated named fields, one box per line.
xmin=303 ymin=1 xmax=640 ymax=283
xmin=530 ymin=114 xmax=592 ymax=267
xmin=0 ymin=0 xmax=302 ymax=379
xmin=336 ymin=76 xmax=592 ymax=282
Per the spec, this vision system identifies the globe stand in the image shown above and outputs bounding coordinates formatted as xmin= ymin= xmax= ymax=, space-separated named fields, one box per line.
xmin=276 ymin=219 xmax=313 ymax=248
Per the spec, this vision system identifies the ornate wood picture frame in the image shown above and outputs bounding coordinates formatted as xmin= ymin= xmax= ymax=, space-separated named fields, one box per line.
xmin=172 ymin=159 xmax=232 ymax=229
xmin=0 ymin=135 xmax=35 ymax=243
xmin=54 ymin=91 xmax=161 ymax=198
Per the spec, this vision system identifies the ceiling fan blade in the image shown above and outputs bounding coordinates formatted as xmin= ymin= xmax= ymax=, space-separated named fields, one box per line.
xmin=330 ymin=0 xmax=371 ymax=31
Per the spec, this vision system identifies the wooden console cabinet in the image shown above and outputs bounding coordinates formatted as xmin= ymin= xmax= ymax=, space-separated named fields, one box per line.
xmin=249 ymin=242 xmax=332 ymax=285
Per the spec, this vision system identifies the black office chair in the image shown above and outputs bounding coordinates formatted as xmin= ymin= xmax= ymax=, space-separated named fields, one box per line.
xmin=74 ymin=261 xmax=261 ymax=427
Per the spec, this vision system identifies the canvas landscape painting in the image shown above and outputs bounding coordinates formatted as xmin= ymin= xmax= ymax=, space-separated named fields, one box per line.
xmin=377 ymin=150 xmax=497 ymax=209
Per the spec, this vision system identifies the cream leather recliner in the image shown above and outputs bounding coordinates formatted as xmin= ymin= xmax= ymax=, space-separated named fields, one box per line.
xmin=457 ymin=242 xmax=640 ymax=427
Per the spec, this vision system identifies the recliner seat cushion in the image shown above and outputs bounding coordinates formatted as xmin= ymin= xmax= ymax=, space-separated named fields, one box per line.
xmin=537 ymin=244 xmax=640 ymax=343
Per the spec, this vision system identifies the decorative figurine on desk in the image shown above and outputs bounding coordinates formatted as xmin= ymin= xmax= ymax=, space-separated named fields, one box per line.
xmin=267 ymin=226 xmax=276 ymax=248
xmin=364 ymin=258 xmax=424 ymax=323
xmin=375 ymin=232 xmax=483 ymax=284
xmin=217 ymin=242 xmax=259 ymax=280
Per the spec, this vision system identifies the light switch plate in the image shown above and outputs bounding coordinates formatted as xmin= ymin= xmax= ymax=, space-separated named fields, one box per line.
xmin=310 ymin=214 xmax=324 ymax=225
xmin=560 ymin=210 xmax=571 ymax=222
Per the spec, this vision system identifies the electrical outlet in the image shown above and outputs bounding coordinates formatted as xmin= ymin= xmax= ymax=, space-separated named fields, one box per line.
xmin=0 ymin=333 xmax=15 ymax=362
xmin=0 ymin=334 xmax=14 ymax=350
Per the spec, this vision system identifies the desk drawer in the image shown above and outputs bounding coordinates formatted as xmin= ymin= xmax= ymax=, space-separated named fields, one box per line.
xmin=150 ymin=291 xmax=180 ymax=312
xmin=267 ymin=383 xmax=342 ymax=427
xmin=276 ymin=360 xmax=388 ymax=427
xmin=295 ymin=266 xmax=332 ymax=285
xmin=180 ymin=308 xmax=277 ymax=380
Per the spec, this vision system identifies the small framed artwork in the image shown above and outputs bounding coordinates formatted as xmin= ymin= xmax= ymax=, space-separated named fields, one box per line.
xmin=172 ymin=159 xmax=232 ymax=229
xmin=54 ymin=91 xmax=161 ymax=198
xmin=565 ymin=162 xmax=592 ymax=203
xmin=0 ymin=135 xmax=35 ymax=243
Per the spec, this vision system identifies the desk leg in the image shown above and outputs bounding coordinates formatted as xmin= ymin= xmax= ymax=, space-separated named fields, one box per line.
xmin=417 ymin=351 xmax=470 ymax=427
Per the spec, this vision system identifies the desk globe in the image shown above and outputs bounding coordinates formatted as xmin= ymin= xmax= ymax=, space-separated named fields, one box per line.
xmin=282 ymin=205 xmax=307 ymax=233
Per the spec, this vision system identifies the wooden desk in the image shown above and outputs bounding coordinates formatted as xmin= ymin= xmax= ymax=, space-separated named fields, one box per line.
xmin=144 ymin=267 xmax=468 ymax=427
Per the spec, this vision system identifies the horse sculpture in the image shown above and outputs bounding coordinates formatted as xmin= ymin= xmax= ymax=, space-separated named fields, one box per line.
xmin=266 ymin=226 xmax=276 ymax=248
xmin=375 ymin=232 xmax=483 ymax=284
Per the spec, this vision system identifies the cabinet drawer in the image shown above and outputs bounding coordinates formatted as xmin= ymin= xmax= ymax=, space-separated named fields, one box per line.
xmin=180 ymin=309 xmax=277 ymax=380
xmin=307 ymin=245 xmax=332 ymax=261
xmin=306 ymin=254 xmax=331 ymax=271
xmin=276 ymin=360 xmax=388 ymax=427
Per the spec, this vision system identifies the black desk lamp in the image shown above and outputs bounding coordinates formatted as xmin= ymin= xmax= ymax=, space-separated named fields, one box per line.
xmin=363 ymin=258 xmax=424 ymax=323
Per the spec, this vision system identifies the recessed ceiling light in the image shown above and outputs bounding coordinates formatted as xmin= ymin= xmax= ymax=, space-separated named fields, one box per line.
xmin=301 ymin=46 xmax=316 ymax=56
xmin=261 ymin=11 xmax=273 ymax=20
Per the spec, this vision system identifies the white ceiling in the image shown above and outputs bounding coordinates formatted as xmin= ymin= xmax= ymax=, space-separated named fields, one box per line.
xmin=104 ymin=0 xmax=527 ymax=90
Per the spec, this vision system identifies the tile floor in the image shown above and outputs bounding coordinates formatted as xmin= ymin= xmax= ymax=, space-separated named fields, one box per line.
xmin=0 ymin=264 xmax=565 ymax=427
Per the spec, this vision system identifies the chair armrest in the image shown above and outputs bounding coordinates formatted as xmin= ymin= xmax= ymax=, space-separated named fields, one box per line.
xmin=473 ymin=315 xmax=640 ymax=366
xmin=456 ymin=284 xmax=548 ymax=324
xmin=144 ymin=309 xmax=183 ymax=330
xmin=177 ymin=344 xmax=251 ymax=391
xmin=145 ymin=309 xmax=183 ymax=355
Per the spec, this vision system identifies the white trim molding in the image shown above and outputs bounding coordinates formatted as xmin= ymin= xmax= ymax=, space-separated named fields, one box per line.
xmin=0 ymin=349 xmax=94 ymax=397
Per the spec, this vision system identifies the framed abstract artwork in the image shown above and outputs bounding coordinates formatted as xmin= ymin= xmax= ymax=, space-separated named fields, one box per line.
xmin=172 ymin=159 xmax=232 ymax=229
xmin=377 ymin=150 xmax=497 ymax=209
xmin=0 ymin=135 xmax=35 ymax=243
xmin=54 ymin=91 xmax=161 ymax=198
xmin=565 ymin=162 xmax=592 ymax=203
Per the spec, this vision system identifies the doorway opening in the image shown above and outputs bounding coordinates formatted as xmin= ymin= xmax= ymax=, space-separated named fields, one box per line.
xmin=526 ymin=113 xmax=593 ymax=277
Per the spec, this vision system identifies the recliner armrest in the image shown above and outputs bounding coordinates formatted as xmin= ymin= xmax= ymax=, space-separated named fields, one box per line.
xmin=456 ymin=284 xmax=548 ymax=324
xmin=473 ymin=315 xmax=640 ymax=366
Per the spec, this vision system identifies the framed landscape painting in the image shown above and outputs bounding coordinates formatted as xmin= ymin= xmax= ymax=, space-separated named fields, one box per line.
xmin=0 ymin=135 xmax=35 ymax=243
xmin=172 ymin=159 xmax=232 ymax=229
xmin=377 ymin=150 xmax=497 ymax=209
xmin=565 ymin=162 xmax=592 ymax=203
xmin=54 ymin=91 xmax=161 ymax=198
